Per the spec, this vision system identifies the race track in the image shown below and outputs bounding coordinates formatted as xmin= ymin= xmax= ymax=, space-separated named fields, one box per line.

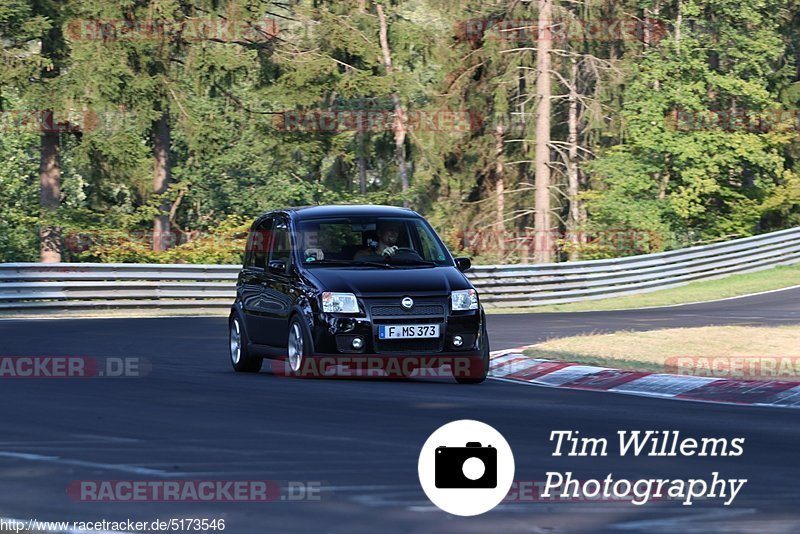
xmin=0 ymin=288 xmax=799 ymax=533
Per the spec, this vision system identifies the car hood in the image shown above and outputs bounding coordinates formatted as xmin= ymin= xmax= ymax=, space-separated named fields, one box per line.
xmin=303 ymin=266 xmax=471 ymax=297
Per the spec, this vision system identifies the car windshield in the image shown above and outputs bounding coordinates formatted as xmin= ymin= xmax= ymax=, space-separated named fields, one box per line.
xmin=295 ymin=216 xmax=452 ymax=267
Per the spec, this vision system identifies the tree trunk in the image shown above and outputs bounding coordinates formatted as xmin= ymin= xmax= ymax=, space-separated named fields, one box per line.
xmin=376 ymin=3 xmax=409 ymax=207
xmin=653 ymin=3 xmax=661 ymax=88
xmin=534 ymin=0 xmax=554 ymax=263
xmin=358 ymin=132 xmax=368 ymax=195
xmin=39 ymin=129 xmax=61 ymax=263
xmin=495 ymin=121 xmax=506 ymax=258
xmin=658 ymin=165 xmax=670 ymax=199
xmin=567 ymin=57 xmax=581 ymax=261
xmin=152 ymin=110 xmax=172 ymax=252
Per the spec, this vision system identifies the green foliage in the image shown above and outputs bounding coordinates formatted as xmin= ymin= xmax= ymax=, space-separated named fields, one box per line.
xmin=1 ymin=0 xmax=799 ymax=265
xmin=587 ymin=0 xmax=799 ymax=244
xmin=0 ymin=129 xmax=40 ymax=262
xmin=74 ymin=215 xmax=250 ymax=264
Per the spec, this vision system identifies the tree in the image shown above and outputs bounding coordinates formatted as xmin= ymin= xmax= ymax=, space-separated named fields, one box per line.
xmin=588 ymin=0 xmax=797 ymax=246
xmin=533 ymin=0 xmax=554 ymax=262
xmin=376 ymin=3 xmax=409 ymax=205
xmin=1 ymin=0 xmax=77 ymax=262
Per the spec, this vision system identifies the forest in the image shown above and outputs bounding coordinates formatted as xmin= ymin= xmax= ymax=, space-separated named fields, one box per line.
xmin=1 ymin=0 xmax=799 ymax=265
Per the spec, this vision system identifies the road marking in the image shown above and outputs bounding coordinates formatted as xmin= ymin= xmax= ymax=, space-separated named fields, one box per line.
xmin=0 ymin=517 xmax=131 ymax=534
xmin=545 ymin=284 xmax=800 ymax=314
xmin=611 ymin=508 xmax=758 ymax=531
xmin=0 ymin=451 xmax=178 ymax=476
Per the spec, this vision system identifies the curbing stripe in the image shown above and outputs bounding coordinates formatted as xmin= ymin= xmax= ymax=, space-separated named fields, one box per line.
xmin=504 ymin=360 xmax=571 ymax=381
xmin=561 ymin=369 xmax=649 ymax=390
xmin=676 ymin=380 xmax=799 ymax=404
xmin=489 ymin=347 xmax=800 ymax=409
xmin=524 ymin=365 xmax=611 ymax=387
xmin=766 ymin=385 xmax=800 ymax=407
xmin=611 ymin=374 xmax=722 ymax=397
xmin=489 ymin=354 xmax=530 ymax=369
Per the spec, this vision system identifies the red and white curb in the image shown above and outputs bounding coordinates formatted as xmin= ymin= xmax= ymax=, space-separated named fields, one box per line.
xmin=488 ymin=348 xmax=800 ymax=409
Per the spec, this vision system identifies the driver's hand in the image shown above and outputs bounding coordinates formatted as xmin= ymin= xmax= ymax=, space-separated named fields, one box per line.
xmin=382 ymin=245 xmax=399 ymax=257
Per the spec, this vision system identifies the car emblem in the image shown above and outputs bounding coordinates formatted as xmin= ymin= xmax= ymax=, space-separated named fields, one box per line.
xmin=401 ymin=297 xmax=414 ymax=310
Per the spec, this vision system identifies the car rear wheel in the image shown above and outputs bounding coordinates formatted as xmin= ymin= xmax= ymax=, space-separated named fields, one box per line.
xmin=230 ymin=315 xmax=262 ymax=373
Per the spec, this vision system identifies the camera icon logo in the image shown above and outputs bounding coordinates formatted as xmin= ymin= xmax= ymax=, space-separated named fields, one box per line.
xmin=418 ymin=420 xmax=515 ymax=516
xmin=435 ymin=442 xmax=497 ymax=488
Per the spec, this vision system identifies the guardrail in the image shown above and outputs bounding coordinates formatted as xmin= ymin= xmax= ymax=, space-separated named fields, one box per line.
xmin=1 ymin=226 xmax=799 ymax=312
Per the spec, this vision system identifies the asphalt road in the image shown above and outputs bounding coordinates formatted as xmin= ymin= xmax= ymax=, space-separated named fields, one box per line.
xmin=0 ymin=288 xmax=799 ymax=533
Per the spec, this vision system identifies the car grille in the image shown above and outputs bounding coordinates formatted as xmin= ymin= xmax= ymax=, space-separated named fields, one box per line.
xmin=371 ymin=304 xmax=445 ymax=317
xmin=367 ymin=298 xmax=447 ymax=353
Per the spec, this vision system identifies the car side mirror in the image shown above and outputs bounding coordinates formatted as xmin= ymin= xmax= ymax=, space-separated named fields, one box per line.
xmin=454 ymin=257 xmax=472 ymax=273
xmin=268 ymin=260 xmax=287 ymax=273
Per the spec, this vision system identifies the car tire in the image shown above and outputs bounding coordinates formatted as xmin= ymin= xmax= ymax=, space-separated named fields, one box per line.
xmin=287 ymin=315 xmax=312 ymax=378
xmin=230 ymin=315 xmax=263 ymax=373
xmin=454 ymin=325 xmax=489 ymax=384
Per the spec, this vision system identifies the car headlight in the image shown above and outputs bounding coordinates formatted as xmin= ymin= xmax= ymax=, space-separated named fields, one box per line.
xmin=451 ymin=289 xmax=478 ymax=311
xmin=322 ymin=292 xmax=359 ymax=313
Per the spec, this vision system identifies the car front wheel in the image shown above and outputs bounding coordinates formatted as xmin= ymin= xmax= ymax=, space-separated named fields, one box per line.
xmin=287 ymin=316 xmax=311 ymax=378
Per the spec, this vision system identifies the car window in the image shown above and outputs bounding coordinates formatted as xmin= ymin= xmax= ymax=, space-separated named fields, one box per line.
xmin=415 ymin=223 xmax=447 ymax=262
xmin=247 ymin=218 xmax=272 ymax=269
xmin=269 ymin=219 xmax=292 ymax=273
xmin=295 ymin=217 xmax=452 ymax=267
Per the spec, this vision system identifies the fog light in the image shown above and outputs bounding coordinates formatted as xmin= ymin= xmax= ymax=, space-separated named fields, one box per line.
xmin=453 ymin=335 xmax=463 ymax=347
xmin=352 ymin=337 xmax=364 ymax=349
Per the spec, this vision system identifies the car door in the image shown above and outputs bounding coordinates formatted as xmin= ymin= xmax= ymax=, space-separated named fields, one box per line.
xmin=261 ymin=216 xmax=296 ymax=348
xmin=241 ymin=217 xmax=274 ymax=345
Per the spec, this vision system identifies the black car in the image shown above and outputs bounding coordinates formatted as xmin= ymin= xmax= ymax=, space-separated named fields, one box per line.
xmin=228 ymin=205 xmax=489 ymax=383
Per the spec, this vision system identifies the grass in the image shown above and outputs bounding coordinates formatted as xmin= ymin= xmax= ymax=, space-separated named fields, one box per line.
xmin=522 ymin=325 xmax=800 ymax=380
xmin=484 ymin=263 xmax=800 ymax=314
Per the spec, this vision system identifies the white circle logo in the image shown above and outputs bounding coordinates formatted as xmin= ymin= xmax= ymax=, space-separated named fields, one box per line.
xmin=418 ymin=419 xmax=515 ymax=516
xmin=401 ymin=297 xmax=414 ymax=309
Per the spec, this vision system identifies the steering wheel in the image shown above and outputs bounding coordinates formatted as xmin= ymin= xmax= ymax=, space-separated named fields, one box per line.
xmin=387 ymin=247 xmax=424 ymax=260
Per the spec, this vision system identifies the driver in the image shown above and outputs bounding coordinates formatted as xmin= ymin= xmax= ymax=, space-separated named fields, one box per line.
xmin=355 ymin=221 xmax=403 ymax=259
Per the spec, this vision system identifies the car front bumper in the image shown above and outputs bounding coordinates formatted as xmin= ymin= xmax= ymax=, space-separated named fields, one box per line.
xmin=299 ymin=297 xmax=486 ymax=378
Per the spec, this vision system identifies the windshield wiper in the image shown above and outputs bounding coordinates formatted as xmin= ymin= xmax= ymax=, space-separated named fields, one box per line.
xmin=305 ymin=259 xmax=395 ymax=269
xmin=391 ymin=259 xmax=437 ymax=266
xmin=353 ymin=260 xmax=396 ymax=269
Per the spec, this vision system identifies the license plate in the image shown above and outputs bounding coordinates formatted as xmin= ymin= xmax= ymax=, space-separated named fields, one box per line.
xmin=378 ymin=324 xmax=440 ymax=339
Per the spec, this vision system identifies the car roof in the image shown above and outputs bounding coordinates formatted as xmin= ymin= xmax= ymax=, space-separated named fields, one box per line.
xmin=256 ymin=204 xmax=419 ymax=222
